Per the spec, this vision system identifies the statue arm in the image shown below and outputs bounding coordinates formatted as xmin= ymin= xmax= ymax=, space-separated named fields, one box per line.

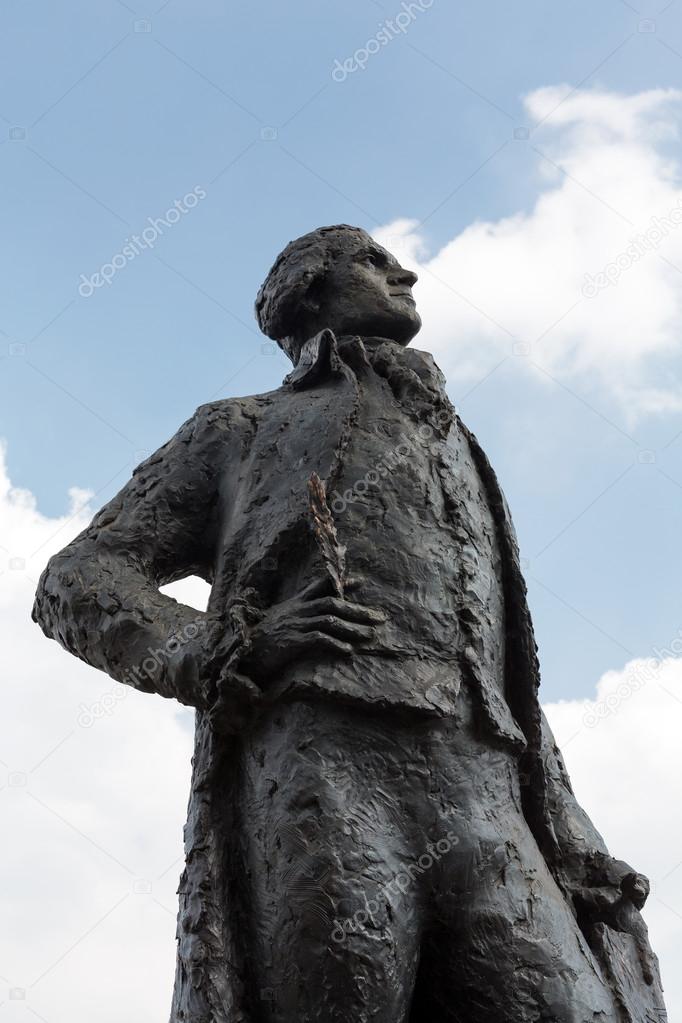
xmin=540 ymin=709 xmax=648 ymax=890
xmin=32 ymin=410 xmax=220 ymax=704
xmin=540 ymin=709 xmax=611 ymax=866
xmin=540 ymin=710 xmax=663 ymax=987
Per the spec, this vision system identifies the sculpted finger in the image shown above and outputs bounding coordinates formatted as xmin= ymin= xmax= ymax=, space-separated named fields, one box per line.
xmin=290 ymin=631 xmax=354 ymax=658
xmin=297 ymin=598 xmax=387 ymax=624
xmin=297 ymin=615 xmax=376 ymax=641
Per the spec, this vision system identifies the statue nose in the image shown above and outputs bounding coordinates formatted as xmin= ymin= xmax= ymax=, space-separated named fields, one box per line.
xmin=391 ymin=267 xmax=418 ymax=287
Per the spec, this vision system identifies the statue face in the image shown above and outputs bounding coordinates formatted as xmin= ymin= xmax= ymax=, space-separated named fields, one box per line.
xmin=314 ymin=234 xmax=421 ymax=346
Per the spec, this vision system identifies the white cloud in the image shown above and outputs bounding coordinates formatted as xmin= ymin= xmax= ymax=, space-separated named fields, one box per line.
xmin=545 ymin=656 xmax=682 ymax=1019
xmin=0 ymin=443 xmax=196 ymax=1022
xmin=375 ymin=85 xmax=682 ymax=418
xmin=2 ymin=443 xmax=679 ymax=1019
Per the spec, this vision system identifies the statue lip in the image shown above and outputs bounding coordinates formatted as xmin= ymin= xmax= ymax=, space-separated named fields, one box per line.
xmin=390 ymin=290 xmax=416 ymax=304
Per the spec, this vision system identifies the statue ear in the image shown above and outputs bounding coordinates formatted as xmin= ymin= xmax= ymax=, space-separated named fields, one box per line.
xmin=300 ymin=272 xmax=327 ymax=321
xmin=281 ymin=267 xmax=328 ymax=353
xmin=255 ymin=246 xmax=330 ymax=348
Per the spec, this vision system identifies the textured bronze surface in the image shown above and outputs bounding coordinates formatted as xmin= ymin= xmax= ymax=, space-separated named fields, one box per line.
xmin=33 ymin=226 xmax=666 ymax=1021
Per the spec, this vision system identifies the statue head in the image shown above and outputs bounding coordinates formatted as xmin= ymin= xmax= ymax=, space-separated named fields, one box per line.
xmin=255 ymin=225 xmax=421 ymax=364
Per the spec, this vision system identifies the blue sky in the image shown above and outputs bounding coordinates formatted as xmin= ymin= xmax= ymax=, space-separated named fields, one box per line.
xmin=4 ymin=0 xmax=682 ymax=702
xmin=3 ymin=2 xmax=682 ymax=1019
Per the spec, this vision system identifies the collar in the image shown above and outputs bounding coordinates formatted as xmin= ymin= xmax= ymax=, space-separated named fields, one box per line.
xmin=283 ymin=330 xmax=419 ymax=390
xmin=283 ymin=329 xmax=341 ymax=390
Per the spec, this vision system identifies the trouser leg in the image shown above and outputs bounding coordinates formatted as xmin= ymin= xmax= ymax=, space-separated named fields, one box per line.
xmin=412 ymin=721 xmax=620 ymax=1022
xmin=239 ymin=701 xmax=424 ymax=1023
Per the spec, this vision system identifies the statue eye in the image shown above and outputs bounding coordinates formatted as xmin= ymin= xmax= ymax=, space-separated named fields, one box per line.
xmin=364 ymin=254 xmax=378 ymax=267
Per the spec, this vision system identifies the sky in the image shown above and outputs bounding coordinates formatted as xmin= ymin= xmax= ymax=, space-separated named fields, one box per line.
xmin=2 ymin=0 xmax=682 ymax=1019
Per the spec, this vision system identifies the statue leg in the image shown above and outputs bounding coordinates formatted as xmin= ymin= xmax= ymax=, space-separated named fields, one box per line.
xmin=410 ymin=720 xmax=620 ymax=1021
xmin=237 ymin=699 xmax=425 ymax=1023
xmin=414 ymin=842 xmax=620 ymax=1020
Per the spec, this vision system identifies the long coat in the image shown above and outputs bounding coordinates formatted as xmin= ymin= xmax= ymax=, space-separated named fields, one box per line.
xmin=33 ymin=331 xmax=665 ymax=1022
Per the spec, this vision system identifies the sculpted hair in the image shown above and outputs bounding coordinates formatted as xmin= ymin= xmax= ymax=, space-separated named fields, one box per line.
xmin=255 ymin=224 xmax=370 ymax=363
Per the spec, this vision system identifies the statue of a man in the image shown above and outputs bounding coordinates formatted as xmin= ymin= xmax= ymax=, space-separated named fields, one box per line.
xmin=33 ymin=225 xmax=666 ymax=1022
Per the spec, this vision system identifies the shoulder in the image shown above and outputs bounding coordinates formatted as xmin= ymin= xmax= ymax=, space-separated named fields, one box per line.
xmin=145 ymin=388 xmax=286 ymax=456
xmin=194 ymin=386 xmax=282 ymax=425
xmin=191 ymin=385 xmax=290 ymax=436
xmin=131 ymin=387 xmax=289 ymax=478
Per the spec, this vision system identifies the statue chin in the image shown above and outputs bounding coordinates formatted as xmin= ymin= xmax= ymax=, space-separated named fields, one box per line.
xmin=390 ymin=307 xmax=422 ymax=344
xmin=332 ymin=312 xmax=421 ymax=346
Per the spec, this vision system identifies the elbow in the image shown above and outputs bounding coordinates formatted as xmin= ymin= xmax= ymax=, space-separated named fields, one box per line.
xmin=32 ymin=556 xmax=59 ymax=635
xmin=32 ymin=551 xmax=87 ymax=649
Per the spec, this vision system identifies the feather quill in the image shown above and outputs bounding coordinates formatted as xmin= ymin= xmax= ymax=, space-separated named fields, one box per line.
xmin=307 ymin=472 xmax=346 ymax=598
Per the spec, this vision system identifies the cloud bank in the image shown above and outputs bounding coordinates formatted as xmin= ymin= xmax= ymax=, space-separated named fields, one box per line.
xmin=545 ymin=656 xmax=682 ymax=1017
xmin=0 ymin=444 xmax=195 ymax=1021
xmin=376 ymin=85 xmax=682 ymax=419
xmin=1 ymin=413 xmax=680 ymax=1019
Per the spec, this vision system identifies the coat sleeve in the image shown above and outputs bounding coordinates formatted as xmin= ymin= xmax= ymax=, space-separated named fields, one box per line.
xmin=540 ymin=710 xmax=667 ymax=1015
xmin=32 ymin=408 xmax=223 ymax=704
xmin=540 ymin=708 xmax=651 ymax=900
xmin=540 ymin=709 xmax=612 ymax=867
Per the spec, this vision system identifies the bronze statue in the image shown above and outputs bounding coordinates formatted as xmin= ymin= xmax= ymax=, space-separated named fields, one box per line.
xmin=33 ymin=225 xmax=666 ymax=1021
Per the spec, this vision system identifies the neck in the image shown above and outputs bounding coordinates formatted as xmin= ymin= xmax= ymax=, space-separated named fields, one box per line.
xmin=340 ymin=334 xmax=408 ymax=348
